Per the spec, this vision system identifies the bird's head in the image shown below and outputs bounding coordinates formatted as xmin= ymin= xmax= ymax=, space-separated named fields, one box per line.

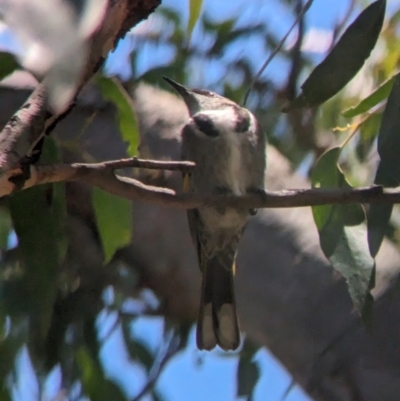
xmin=163 ymin=77 xmax=238 ymax=116
xmin=163 ymin=77 xmax=253 ymax=138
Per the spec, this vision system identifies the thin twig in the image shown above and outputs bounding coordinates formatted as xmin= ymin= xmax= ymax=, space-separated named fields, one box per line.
xmin=243 ymin=0 xmax=315 ymax=106
xmin=131 ymin=328 xmax=184 ymax=401
xmin=104 ymin=157 xmax=195 ymax=172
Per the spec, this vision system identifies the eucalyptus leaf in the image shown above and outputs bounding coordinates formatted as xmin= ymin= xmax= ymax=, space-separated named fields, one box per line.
xmin=97 ymin=76 xmax=139 ymax=156
xmin=9 ymin=138 xmax=66 ymax=341
xmin=76 ymin=347 xmax=127 ymax=401
xmin=236 ymin=339 xmax=260 ymax=398
xmin=342 ymin=71 xmax=399 ymax=118
xmin=76 ymin=347 xmax=103 ymax=394
xmin=367 ymin=73 xmax=400 ymax=256
xmin=188 ymin=0 xmax=203 ymax=40
xmin=237 ymin=359 xmax=260 ymax=398
xmin=312 ymin=147 xmax=375 ymax=314
xmin=0 ymin=52 xmax=19 ymax=81
xmin=0 ymin=208 xmax=12 ymax=250
xmin=92 ymin=188 xmax=132 ymax=264
xmin=122 ymin=320 xmax=154 ymax=371
xmin=285 ymin=0 xmax=386 ymax=110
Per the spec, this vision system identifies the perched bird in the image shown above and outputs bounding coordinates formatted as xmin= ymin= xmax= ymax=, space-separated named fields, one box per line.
xmin=163 ymin=77 xmax=266 ymax=351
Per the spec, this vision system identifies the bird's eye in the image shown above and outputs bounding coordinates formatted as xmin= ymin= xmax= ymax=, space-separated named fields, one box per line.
xmin=193 ymin=114 xmax=219 ymax=137
xmin=234 ymin=107 xmax=250 ymax=133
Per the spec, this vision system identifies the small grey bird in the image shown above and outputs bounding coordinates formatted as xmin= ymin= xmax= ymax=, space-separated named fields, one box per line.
xmin=164 ymin=77 xmax=266 ymax=351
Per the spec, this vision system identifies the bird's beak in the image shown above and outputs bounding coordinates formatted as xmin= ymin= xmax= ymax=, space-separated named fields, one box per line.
xmin=163 ymin=76 xmax=199 ymax=115
xmin=163 ymin=77 xmax=191 ymax=97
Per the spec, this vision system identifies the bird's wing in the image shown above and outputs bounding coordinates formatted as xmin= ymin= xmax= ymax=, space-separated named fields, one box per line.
xmin=182 ymin=171 xmax=204 ymax=269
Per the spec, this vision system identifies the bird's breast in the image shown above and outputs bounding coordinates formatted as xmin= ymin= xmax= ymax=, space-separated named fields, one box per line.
xmin=222 ymin=134 xmax=246 ymax=196
xmin=201 ymin=206 xmax=247 ymax=233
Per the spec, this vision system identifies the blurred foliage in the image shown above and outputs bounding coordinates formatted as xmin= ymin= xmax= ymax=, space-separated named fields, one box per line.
xmin=0 ymin=52 xmax=20 ymax=81
xmin=285 ymin=0 xmax=386 ymax=110
xmin=96 ymin=76 xmax=140 ymax=156
xmin=92 ymin=187 xmax=132 ymax=264
xmin=0 ymin=0 xmax=400 ymax=400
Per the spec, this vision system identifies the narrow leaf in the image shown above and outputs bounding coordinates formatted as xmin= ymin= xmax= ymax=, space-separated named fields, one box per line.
xmin=9 ymin=138 xmax=66 ymax=341
xmin=76 ymin=347 xmax=107 ymax=401
xmin=312 ymin=147 xmax=375 ymax=314
xmin=367 ymin=73 xmax=400 ymax=256
xmin=76 ymin=347 xmax=127 ymax=401
xmin=237 ymin=339 xmax=260 ymax=398
xmin=188 ymin=0 xmax=203 ymax=39
xmin=285 ymin=0 xmax=386 ymax=110
xmin=342 ymin=71 xmax=399 ymax=117
xmin=92 ymin=188 xmax=132 ymax=264
xmin=122 ymin=320 xmax=154 ymax=371
xmin=96 ymin=76 xmax=139 ymax=156
xmin=0 ymin=52 xmax=19 ymax=81
xmin=356 ymin=113 xmax=381 ymax=161
xmin=237 ymin=359 xmax=260 ymax=398
xmin=0 ymin=208 xmax=12 ymax=250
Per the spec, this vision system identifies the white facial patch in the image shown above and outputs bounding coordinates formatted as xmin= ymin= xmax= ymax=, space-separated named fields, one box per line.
xmin=190 ymin=107 xmax=252 ymax=196
xmin=227 ymin=133 xmax=244 ymax=195
xmin=196 ymin=108 xmax=239 ymax=135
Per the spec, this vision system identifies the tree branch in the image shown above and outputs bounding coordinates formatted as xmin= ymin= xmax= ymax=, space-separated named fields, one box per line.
xmin=0 ymin=0 xmax=160 ymax=175
xmin=102 ymin=157 xmax=195 ymax=172
xmin=2 ymin=158 xmax=400 ymax=209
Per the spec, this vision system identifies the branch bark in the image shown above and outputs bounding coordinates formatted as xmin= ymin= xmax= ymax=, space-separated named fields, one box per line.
xmin=0 ymin=0 xmax=160 ymax=174
xmin=2 ymin=157 xmax=400 ymax=209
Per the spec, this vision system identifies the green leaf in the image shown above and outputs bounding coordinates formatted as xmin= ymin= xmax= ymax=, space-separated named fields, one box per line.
xmin=0 ymin=208 xmax=12 ymax=250
xmin=236 ymin=339 xmax=260 ymax=398
xmin=0 ymin=387 xmax=11 ymax=401
xmin=0 ymin=52 xmax=19 ymax=81
xmin=209 ymin=25 xmax=264 ymax=56
xmin=83 ymin=316 xmax=101 ymax=363
xmin=92 ymin=188 xmax=132 ymax=264
xmin=367 ymin=73 xmax=400 ymax=257
xmin=188 ymin=0 xmax=203 ymax=40
xmin=121 ymin=320 xmax=154 ymax=371
xmin=76 ymin=347 xmax=104 ymax=399
xmin=96 ymin=76 xmax=139 ymax=156
xmin=152 ymin=389 xmax=167 ymax=401
xmin=9 ymin=138 xmax=66 ymax=341
xmin=356 ymin=113 xmax=381 ymax=161
xmin=0 ymin=336 xmax=20 ymax=398
xmin=285 ymin=0 xmax=386 ymax=111
xmin=342 ymin=72 xmax=399 ymax=118
xmin=77 ymin=347 xmax=127 ymax=401
xmin=360 ymin=112 xmax=382 ymax=142
xmin=236 ymin=358 xmax=260 ymax=398
xmin=106 ymin=381 xmax=128 ymax=401
xmin=311 ymin=147 xmax=375 ymax=314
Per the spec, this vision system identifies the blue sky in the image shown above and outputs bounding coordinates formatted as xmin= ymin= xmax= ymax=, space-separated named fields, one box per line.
xmin=99 ymin=316 xmax=311 ymax=401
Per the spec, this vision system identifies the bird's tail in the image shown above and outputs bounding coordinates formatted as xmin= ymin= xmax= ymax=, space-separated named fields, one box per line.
xmin=196 ymin=251 xmax=240 ymax=351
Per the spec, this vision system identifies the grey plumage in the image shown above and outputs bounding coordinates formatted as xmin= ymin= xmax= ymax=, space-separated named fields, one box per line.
xmin=164 ymin=77 xmax=266 ymax=351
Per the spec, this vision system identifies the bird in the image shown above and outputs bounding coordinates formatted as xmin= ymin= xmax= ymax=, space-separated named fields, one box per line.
xmin=163 ymin=77 xmax=266 ymax=351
